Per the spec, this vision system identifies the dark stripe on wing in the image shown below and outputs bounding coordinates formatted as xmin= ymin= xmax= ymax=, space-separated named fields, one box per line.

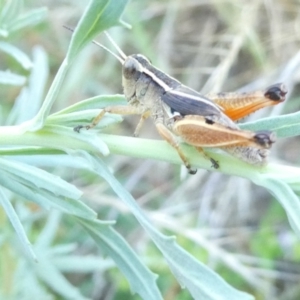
xmin=162 ymin=89 xmax=221 ymax=117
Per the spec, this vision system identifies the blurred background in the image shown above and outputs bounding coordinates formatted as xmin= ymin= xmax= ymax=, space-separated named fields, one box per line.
xmin=1 ymin=0 xmax=300 ymax=299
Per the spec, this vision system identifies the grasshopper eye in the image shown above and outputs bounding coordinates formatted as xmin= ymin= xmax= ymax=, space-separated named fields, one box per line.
xmin=123 ymin=57 xmax=142 ymax=81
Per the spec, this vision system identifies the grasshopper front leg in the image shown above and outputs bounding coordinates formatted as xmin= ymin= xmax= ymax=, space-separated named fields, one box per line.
xmin=133 ymin=111 xmax=151 ymax=137
xmin=74 ymin=105 xmax=149 ymax=135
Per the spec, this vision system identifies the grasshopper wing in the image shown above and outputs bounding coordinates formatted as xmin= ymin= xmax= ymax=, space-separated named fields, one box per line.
xmin=161 ymin=85 xmax=222 ymax=117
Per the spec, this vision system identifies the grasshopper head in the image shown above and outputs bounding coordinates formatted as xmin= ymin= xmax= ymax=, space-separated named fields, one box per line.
xmin=123 ymin=56 xmax=144 ymax=80
xmin=122 ymin=56 xmax=145 ymax=102
xmin=122 ymin=54 xmax=152 ymax=103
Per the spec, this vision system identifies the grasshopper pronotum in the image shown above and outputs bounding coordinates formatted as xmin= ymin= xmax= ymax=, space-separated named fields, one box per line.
xmin=73 ymin=31 xmax=286 ymax=174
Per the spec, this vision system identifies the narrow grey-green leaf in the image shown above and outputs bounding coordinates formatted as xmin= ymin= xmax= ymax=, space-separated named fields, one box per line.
xmin=261 ymin=163 xmax=300 ymax=186
xmin=49 ymin=245 xmax=78 ymax=257
xmin=7 ymin=154 xmax=91 ymax=170
xmin=241 ymin=111 xmax=300 ymax=138
xmin=8 ymin=7 xmax=47 ymax=34
xmin=52 ymin=94 xmax=126 ymax=115
xmin=0 ymin=187 xmax=36 ymax=261
xmin=0 ymin=70 xmax=26 ymax=85
xmin=47 ymin=94 xmax=125 ymax=128
xmin=67 ymin=0 xmax=130 ymax=61
xmin=14 ymin=46 xmax=49 ymax=124
xmin=43 ymin=124 xmax=109 ymax=156
xmin=0 ymin=41 xmax=32 ymax=69
xmin=34 ymin=255 xmax=89 ymax=300
xmin=253 ymin=177 xmax=300 ymax=237
xmin=24 ymin=46 xmax=49 ymax=121
xmin=84 ymin=153 xmax=253 ymax=300
xmin=6 ymin=87 xmax=29 ymax=125
xmin=0 ymin=29 xmax=8 ymax=37
xmin=35 ymin=210 xmax=62 ymax=249
xmin=0 ymin=0 xmax=21 ymax=27
xmin=0 ymin=171 xmax=52 ymax=210
xmin=26 ymin=1 xmax=128 ymax=130
xmin=47 ymin=110 xmax=122 ymax=128
xmin=35 ymin=190 xmax=96 ymax=220
xmin=0 ymin=170 xmax=96 ymax=219
xmin=0 ymin=157 xmax=82 ymax=199
xmin=79 ymin=218 xmax=162 ymax=300
xmin=14 ymin=265 xmax=53 ymax=299
xmin=25 ymin=57 xmax=69 ymax=130
xmin=53 ymin=256 xmax=114 ymax=273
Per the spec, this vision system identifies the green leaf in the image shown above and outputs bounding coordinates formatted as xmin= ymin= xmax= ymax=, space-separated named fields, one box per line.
xmin=51 ymin=94 xmax=126 ymax=115
xmin=0 ymin=70 xmax=26 ymax=86
xmin=0 ymin=157 xmax=81 ymax=199
xmin=0 ymin=124 xmax=108 ymax=155
xmin=0 ymin=187 xmax=37 ymax=261
xmin=0 ymin=41 xmax=32 ymax=70
xmin=25 ymin=57 xmax=70 ymax=130
xmin=24 ymin=46 xmax=49 ymax=121
xmin=82 ymin=153 xmax=254 ymax=300
xmin=67 ymin=0 xmax=130 ymax=61
xmin=47 ymin=94 xmax=125 ymax=127
xmin=79 ymin=218 xmax=163 ymax=300
xmin=7 ymin=46 xmax=49 ymax=125
xmin=43 ymin=124 xmax=110 ymax=156
xmin=253 ymin=177 xmax=300 ymax=237
xmin=0 ymin=171 xmax=51 ymax=210
xmin=0 ymin=171 xmax=95 ymax=219
xmin=35 ymin=210 xmax=62 ymax=249
xmin=26 ymin=0 xmax=129 ymax=131
xmin=46 ymin=110 xmax=123 ymax=128
xmin=34 ymin=255 xmax=89 ymax=300
xmin=0 ymin=157 xmax=96 ymax=219
xmin=6 ymin=88 xmax=29 ymax=126
xmin=8 ymin=7 xmax=48 ymax=34
xmin=240 ymin=111 xmax=300 ymax=138
xmin=0 ymin=0 xmax=21 ymax=29
xmin=52 ymin=256 xmax=114 ymax=273
xmin=14 ymin=265 xmax=53 ymax=299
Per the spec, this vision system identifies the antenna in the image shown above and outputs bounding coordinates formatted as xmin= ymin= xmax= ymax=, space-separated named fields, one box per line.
xmin=91 ymin=39 xmax=125 ymax=64
xmin=104 ymin=31 xmax=127 ymax=60
xmin=63 ymin=25 xmax=125 ymax=64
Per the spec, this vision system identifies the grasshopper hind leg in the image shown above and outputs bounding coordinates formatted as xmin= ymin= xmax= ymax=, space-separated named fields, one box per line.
xmin=155 ymin=123 xmax=197 ymax=174
xmin=195 ymin=147 xmax=219 ymax=169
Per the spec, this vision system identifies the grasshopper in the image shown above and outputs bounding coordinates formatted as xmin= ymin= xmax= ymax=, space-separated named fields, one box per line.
xmin=74 ymin=32 xmax=286 ymax=174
